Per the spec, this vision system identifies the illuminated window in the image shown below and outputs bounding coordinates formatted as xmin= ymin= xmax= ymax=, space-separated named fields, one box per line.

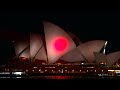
xmin=40 ymin=71 xmax=44 ymax=73
xmin=0 ymin=72 xmax=10 ymax=74
xmin=12 ymin=72 xmax=22 ymax=75
xmin=33 ymin=67 xmax=37 ymax=68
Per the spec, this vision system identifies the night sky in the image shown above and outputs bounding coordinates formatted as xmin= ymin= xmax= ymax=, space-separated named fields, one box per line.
xmin=0 ymin=8 xmax=120 ymax=65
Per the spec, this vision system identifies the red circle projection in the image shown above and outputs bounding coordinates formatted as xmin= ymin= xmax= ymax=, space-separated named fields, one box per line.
xmin=54 ymin=37 xmax=68 ymax=51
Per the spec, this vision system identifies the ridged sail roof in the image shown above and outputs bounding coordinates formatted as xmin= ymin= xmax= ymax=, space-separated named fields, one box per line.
xmin=61 ymin=45 xmax=86 ymax=62
xmin=79 ymin=40 xmax=106 ymax=63
xmin=94 ymin=52 xmax=107 ymax=64
xmin=14 ymin=21 xmax=115 ymax=65
xmin=106 ymin=51 xmax=120 ymax=66
xmin=43 ymin=21 xmax=76 ymax=64
xmin=94 ymin=51 xmax=120 ymax=66
xmin=67 ymin=31 xmax=82 ymax=46
xmin=15 ymin=41 xmax=30 ymax=58
xmin=30 ymin=33 xmax=47 ymax=61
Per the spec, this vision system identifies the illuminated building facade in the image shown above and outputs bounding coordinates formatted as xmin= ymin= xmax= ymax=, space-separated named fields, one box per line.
xmin=0 ymin=21 xmax=120 ymax=78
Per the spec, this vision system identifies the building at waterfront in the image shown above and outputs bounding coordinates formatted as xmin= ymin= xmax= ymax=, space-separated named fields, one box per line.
xmin=0 ymin=21 xmax=120 ymax=78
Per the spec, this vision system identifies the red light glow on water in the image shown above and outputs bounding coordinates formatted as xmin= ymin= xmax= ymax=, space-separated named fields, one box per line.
xmin=54 ymin=37 xmax=68 ymax=52
xmin=49 ymin=76 xmax=72 ymax=79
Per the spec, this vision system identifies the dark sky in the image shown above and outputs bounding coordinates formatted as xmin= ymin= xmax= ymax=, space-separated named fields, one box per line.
xmin=0 ymin=8 xmax=120 ymax=65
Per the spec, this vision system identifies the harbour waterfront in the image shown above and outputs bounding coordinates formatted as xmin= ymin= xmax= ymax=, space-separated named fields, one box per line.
xmin=1 ymin=75 xmax=120 ymax=79
xmin=1 ymin=63 xmax=120 ymax=79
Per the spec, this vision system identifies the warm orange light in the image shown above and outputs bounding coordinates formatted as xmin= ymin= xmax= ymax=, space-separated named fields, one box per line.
xmin=20 ymin=57 xmax=28 ymax=60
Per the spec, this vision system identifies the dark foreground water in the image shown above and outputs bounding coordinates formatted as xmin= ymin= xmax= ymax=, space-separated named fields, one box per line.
xmin=1 ymin=76 xmax=120 ymax=80
xmin=29 ymin=76 xmax=120 ymax=79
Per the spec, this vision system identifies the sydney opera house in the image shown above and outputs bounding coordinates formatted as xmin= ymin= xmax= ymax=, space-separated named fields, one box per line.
xmin=0 ymin=21 xmax=120 ymax=79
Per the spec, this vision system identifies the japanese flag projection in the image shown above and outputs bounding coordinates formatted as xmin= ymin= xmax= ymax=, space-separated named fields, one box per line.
xmin=15 ymin=41 xmax=30 ymax=58
xmin=30 ymin=33 xmax=47 ymax=61
xmin=79 ymin=40 xmax=106 ymax=63
xmin=43 ymin=21 xmax=76 ymax=64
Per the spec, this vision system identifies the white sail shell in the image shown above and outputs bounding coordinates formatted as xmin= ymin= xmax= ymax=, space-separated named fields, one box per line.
xmin=61 ymin=45 xmax=86 ymax=62
xmin=107 ymin=51 xmax=120 ymax=66
xmin=94 ymin=52 xmax=107 ymax=64
xmin=30 ymin=33 xmax=47 ymax=61
xmin=43 ymin=21 xmax=76 ymax=64
xmin=79 ymin=40 xmax=106 ymax=63
xmin=15 ymin=41 xmax=30 ymax=58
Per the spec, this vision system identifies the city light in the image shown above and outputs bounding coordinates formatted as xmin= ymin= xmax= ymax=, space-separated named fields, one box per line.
xmin=12 ymin=72 xmax=23 ymax=75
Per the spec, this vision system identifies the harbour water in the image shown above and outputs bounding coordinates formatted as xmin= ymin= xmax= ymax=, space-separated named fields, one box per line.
xmin=1 ymin=76 xmax=120 ymax=79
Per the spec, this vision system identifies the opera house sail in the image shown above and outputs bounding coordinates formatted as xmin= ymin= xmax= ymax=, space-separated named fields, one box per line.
xmin=94 ymin=51 xmax=120 ymax=66
xmin=67 ymin=31 xmax=82 ymax=46
xmin=94 ymin=52 xmax=107 ymax=64
xmin=30 ymin=33 xmax=47 ymax=62
xmin=78 ymin=40 xmax=106 ymax=63
xmin=13 ymin=21 xmax=108 ymax=64
xmin=14 ymin=41 xmax=30 ymax=59
xmin=2 ymin=21 xmax=120 ymax=79
xmin=106 ymin=51 xmax=120 ymax=66
xmin=60 ymin=45 xmax=86 ymax=62
xmin=43 ymin=21 xmax=76 ymax=64
xmin=14 ymin=21 xmax=77 ymax=64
